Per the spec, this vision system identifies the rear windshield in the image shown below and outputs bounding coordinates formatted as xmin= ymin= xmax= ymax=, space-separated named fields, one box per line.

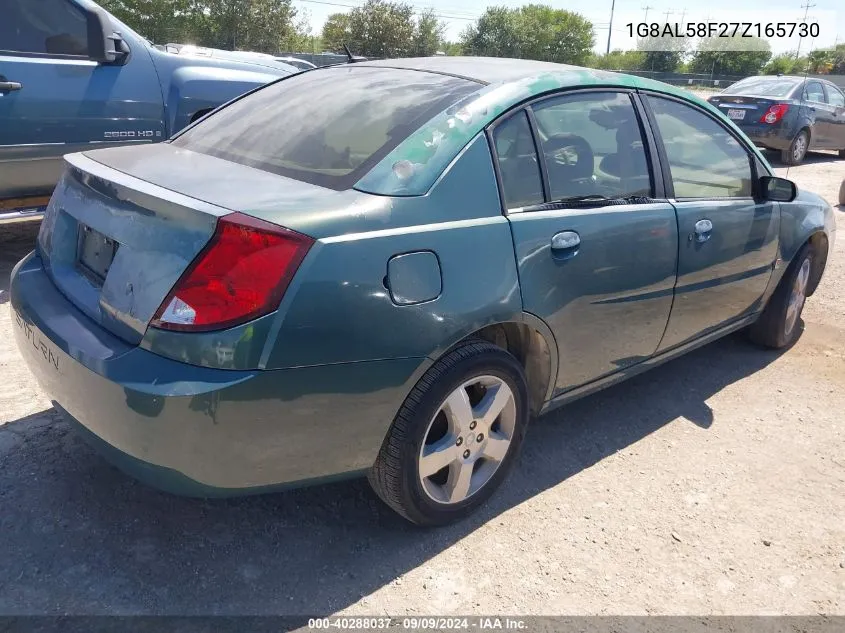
xmin=172 ymin=66 xmax=480 ymax=190
xmin=725 ymin=77 xmax=800 ymax=98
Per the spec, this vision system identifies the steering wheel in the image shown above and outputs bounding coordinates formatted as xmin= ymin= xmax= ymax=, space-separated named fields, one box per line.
xmin=543 ymin=134 xmax=594 ymax=181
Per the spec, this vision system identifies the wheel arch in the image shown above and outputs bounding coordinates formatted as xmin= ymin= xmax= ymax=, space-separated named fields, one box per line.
xmin=806 ymin=231 xmax=829 ymax=296
xmin=190 ymin=108 xmax=214 ymax=123
xmin=433 ymin=315 xmax=558 ymax=417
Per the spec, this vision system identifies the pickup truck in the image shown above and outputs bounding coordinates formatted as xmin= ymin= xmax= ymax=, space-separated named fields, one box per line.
xmin=0 ymin=0 xmax=297 ymax=224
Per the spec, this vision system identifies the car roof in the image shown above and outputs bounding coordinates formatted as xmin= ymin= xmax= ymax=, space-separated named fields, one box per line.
xmin=736 ymin=75 xmax=839 ymax=87
xmin=738 ymin=75 xmax=804 ymax=81
xmin=351 ymin=57 xmax=768 ymax=197
xmin=357 ymin=56 xmax=581 ymax=84
xmin=355 ymin=56 xmax=708 ymax=103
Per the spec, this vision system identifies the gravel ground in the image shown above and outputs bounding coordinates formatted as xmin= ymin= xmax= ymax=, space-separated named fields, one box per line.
xmin=0 ymin=154 xmax=843 ymax=616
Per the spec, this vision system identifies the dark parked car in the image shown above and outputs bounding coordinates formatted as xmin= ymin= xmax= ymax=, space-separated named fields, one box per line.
xmin=708 ymin=75 xmax=845 ymax=165
xmin=11 ymin=58 xmax=836 ymax=525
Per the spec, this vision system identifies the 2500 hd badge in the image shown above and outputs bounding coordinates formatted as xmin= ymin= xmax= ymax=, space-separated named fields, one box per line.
xmin=14 ymin=311 xmax=59 ymax=371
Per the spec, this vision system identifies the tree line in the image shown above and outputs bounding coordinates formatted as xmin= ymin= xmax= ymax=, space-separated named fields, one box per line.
xmin=102 ymin=0 xmax=845 ymax=78
xmin=99 ymin=0 xmax=313 ymax=53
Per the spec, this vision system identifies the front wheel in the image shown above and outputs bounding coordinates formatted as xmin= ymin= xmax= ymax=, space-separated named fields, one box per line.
xmin=369 ymin=341 xmax=530 ymax=526
xmin=749 ymin=243 xmax=814 ymax=348
xmin=781 ymin=130 xmax=809 ymax=166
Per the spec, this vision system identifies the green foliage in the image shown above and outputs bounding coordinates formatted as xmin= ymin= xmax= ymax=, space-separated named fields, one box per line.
xmin=636 ymin=36 xmax=686 ymax=72
xmin=763 ymin=53 xmax=802 ymax=75
xmin=767 ymin=44 xmax=845 ymax=75
xmin=689 ymin=36 xmax=772 ymax=76
xmin=591 ymin=49 xmax=644 ymax=71
xmin=461 ymin=4 xmax=594 ymax=65
xmin=806 ymin=48 xmax=834 ymax=73
xmin=197 ymin=0 xmax=299 ymax=52
xmin=833 ymin=44 xmax=845 ymax=74
xmin=101 ymin=0 xmax=308 ymax=53
xmin=641 ymin=50 xmax=682 ymax=72
xmin=441 ymin=41 xmax=463 ymax=56
xmin=340 ymin=0 xmax=445 ymax=57
xmin=321 ymin=12 xmax=350 ymax=53
xmin=100 ymin=0 xmax=198 ymax=44
xmin=414 ymin=9 xmax=446 ymax=57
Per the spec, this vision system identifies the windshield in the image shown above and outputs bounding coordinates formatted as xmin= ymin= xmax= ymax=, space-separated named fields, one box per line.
xmin=725 ymin=77 xmax=800 ymax=98
xmin=172 ymin=66 xmax=480 ymax=190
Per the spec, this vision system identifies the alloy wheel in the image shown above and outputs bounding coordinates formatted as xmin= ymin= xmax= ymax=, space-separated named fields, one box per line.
xmin=785 ymin=257 xmax=811 ymax=337
xmin=793 ymin=134 xmax=807 ymax=162
xmin=418 ymin=375 xmax=516 ymax=505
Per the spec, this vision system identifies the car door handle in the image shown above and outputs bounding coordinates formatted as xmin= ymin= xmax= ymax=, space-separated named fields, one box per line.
xmin=0 ymin=81 xmax=22 ymax=92
xmin=693 ymin=219 xmax=713 ymax=243
xmin=551 ymin=231 xmax=581 ymax=259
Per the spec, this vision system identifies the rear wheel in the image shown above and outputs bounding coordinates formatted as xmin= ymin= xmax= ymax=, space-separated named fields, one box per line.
xmin=749 ymin=243 xmax=814 ymax=348
xmin=839 ymin=149 xmax=845 ymax=160
xmin=369 ymin=341 xmax=529 ymax=526
xmin=781 ymin=130 xmax=809 ymax=165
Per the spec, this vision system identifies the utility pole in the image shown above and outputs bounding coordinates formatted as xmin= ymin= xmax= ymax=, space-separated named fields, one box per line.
xmin=606 ymin=0 xmax=616 ymax=55
xmin=662 ymin=9 xmax=673 ymax=23
xmin=796 ymin=1 xmax=816 ymax=59
xmin=642 ymin=5 xmax=654 ymax=22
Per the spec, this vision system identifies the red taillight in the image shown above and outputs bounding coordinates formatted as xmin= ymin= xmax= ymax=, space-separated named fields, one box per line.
xmin=152 ymin=213 xmax=313 ymax=332
xmin=759 ymin=103 xmax=789 ymax=124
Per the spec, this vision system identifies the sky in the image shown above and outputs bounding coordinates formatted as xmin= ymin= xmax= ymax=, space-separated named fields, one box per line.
xmin=292 ymin=0 xmax=844 ymax=56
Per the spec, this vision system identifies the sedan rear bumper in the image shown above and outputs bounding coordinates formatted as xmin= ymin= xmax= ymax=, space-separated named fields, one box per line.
xmin=736 ymin=125 xmax=794 ymax=151
xmin=11 ymin=252 xmax=423 ymax=495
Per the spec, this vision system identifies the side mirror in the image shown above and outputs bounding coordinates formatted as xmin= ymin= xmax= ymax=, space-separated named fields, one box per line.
xmin=760 ymin=176 xmax=797 ymax=202
xmin=82 ymin=5 xmax=128 ymax=64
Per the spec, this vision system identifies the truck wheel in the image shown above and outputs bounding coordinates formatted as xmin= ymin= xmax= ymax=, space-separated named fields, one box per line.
xmin=840 ymin=177 xmax=845 ymax=206
xmin=781 ymin=130 xmax=808 ymax=166
xmin=369 ymin=341 xmax=529 ymax=526
xmin=749 ymin=243 xmax=814 ymax=349
xmin=191 ymin=109 xmax=213 ymax=123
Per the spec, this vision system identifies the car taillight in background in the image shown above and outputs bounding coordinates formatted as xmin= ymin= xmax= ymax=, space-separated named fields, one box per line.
xmin=152 ymin=213 xmax=313 ymax=332
xmin=760 ymin=104 xmax=789 ymax=124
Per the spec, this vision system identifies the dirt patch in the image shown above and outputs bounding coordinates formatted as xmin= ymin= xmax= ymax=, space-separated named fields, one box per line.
xmin=0 ymin=156 xmax=843 ymax=615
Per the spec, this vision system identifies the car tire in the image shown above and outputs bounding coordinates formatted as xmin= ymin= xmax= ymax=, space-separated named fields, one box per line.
xmin=781 ymin=130 xmax=809 ymax=165
xmin=369 ymin=340 xmax=530 ymax=526
xmin=748 ymin=243 xmax=815 ymax=349
xmin=840 ymin=177 xmax=845 ymax=205
xmin=839 ymin=149 xmax=845 ymax=159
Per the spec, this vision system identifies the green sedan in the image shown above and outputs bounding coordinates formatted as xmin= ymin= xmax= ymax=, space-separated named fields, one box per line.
xmin=11 ymin=57 xmax=836 ymax=525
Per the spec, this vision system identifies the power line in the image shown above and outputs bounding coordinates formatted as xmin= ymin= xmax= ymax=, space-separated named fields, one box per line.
xmin=296 ymin=0 xmax=481 ymax=20
xmin=795 ymin=0 xmax=816 ymax=59
xmin=606 ymin=0 xmax=616 ymax=54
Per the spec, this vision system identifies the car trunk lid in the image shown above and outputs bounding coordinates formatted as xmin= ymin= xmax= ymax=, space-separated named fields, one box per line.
xmin=37 ymin=144 xmax=371 ymax=345
xmin=708 ymin=95 xmax=780 ymax=125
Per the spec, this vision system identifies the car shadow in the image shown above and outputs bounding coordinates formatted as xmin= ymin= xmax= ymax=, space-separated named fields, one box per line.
xmin=0 ymin=330 xmax=791 ymax=614
xmin=0 ymin=222 xmax=39 ymax=304
xmin=768 ymin=150 xmax=843 ymax=167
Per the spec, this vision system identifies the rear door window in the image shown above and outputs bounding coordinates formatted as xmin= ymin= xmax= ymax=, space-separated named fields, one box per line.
xmin=491 ymin=111 xmax=545 ymax=209
xmin=532 ymin=91 xmax=653 ymax=200
xmin=172 ymin=66 xmax=480 ymax=190
xmin=803 ymin=81 xmax=827 ymax=104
